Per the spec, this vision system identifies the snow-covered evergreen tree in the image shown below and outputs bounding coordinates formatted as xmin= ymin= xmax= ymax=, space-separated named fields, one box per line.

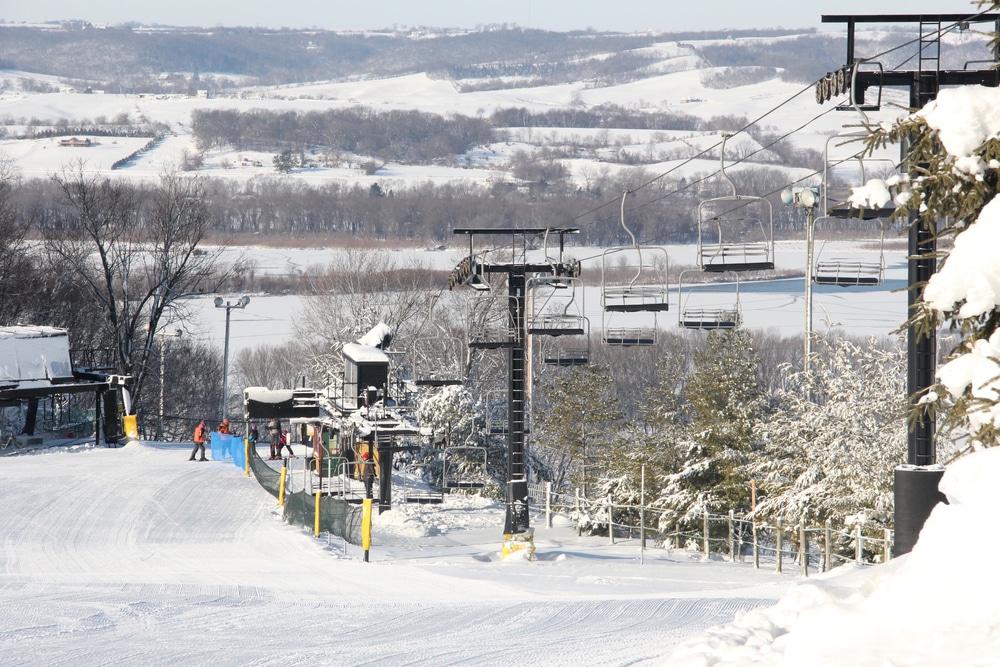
xmin=533 ymin=364 xmax=623 ymax=495
xmin=654 ymin=329 xmax=766 ymax=522
xmin=862 ymin=18 xmax=1000 ymax=450
xmin=748 ymin=336 xmax=906 ymax=533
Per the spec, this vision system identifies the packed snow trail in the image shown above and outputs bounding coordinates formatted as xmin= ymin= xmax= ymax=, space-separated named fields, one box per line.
xmin=0 ymin=441 xmax=794 ymax=665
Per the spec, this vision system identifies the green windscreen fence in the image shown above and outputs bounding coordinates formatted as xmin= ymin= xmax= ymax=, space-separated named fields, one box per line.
xmin=246 ymin=438 xmax=363 ymax=545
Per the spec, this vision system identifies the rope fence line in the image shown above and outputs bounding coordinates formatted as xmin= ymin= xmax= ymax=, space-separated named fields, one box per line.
xmin=528 ymin=481 xmax=892 ymax=576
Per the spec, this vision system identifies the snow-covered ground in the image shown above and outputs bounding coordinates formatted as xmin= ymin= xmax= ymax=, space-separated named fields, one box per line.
xmin=4 ymin=432 xmax=999 ymax=665
xmin=0 ymin=30 xmax=914 ymax=188
xmin=0 ymin=439 xmax=795 ymax=665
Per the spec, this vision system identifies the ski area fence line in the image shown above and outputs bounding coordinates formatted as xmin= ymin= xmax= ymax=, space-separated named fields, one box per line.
xmin=210 ymin=434 xmax=364 ymax=546
xmin=527 ymin=481 xmax=893 ymax=576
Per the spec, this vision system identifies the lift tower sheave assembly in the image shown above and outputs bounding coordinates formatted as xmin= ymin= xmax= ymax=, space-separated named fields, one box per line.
xmin=820 ymin=13 xmax=1000 ymax=555
xmin=451 ymin=228 xmax=581 ymax=537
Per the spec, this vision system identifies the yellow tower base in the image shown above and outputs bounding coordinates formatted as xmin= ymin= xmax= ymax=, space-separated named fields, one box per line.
xmin=501 ymin=528 xmax=536 ymax=561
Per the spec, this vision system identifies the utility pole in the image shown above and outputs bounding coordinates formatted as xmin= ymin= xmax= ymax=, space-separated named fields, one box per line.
xmin=819 ymin=13 xmax=1000 ymax=555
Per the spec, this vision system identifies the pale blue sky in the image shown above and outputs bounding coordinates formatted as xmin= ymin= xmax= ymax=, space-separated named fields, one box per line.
xmin=0 ymin=0 xmax=987 ymax=32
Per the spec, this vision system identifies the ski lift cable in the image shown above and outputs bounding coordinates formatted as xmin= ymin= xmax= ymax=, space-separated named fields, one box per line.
xmin=557 ymin=13 xmax=982 ymax=248
xmin=572 ymin=105 xmax=844 ymax=263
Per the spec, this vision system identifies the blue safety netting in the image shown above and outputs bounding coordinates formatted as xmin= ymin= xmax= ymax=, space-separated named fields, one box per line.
xmin=209 ymin=432 xmax=246 ymax=470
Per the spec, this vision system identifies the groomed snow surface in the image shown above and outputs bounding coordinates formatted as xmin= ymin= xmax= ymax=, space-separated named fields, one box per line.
xmin=0 ymin=440 xmax=792 ymax=666
xmin=4 ymin=438 xmax=996 ymax=666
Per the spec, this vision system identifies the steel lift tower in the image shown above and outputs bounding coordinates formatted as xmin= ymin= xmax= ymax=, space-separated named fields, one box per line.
xmin=450 ymin=227 xmax=580 ymax=535
xmin=819 ymin=13 xmax=1000 ymax=555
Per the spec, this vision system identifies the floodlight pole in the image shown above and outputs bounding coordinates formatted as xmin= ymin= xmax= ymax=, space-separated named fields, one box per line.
xmin=155 ymin=327 xmax=183 ymax=440
xmin=803 ymin=200 xmax=816 ymax=375
xmin=781 ymin=187 xmax=818 ymax=376
xmin=215 ymin=296 xmax=250 ymax=420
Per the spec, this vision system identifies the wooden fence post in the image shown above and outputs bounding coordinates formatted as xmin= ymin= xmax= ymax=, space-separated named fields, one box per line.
xmin=575 ymin=488 xmax=581 ymax=537
xmin=608 ymin=494 xmax=614 ymax=545
xmin=884 ymin=528 xmax=892 ymax=562
xmin=824 ymin=518 xmax=832 ymax=573
xmin=728 ymin=510 xmax=735 ymax=561
xmin=703 ymin=507 xmax=710 ymax=557
xmin=545 ymin=481 xmax=552 ymax=529
xmin=855 ymin=525 xmax=863 ymax=564
xmin=800 ymin=519 xmax=808 ymax=577
xmin=640 ymin=465 xmax=646 ymax=551
xmin=776 ymin=518 xmax=783 ymax=574
xmin=753 ymin=519 xmax=759 ymax=569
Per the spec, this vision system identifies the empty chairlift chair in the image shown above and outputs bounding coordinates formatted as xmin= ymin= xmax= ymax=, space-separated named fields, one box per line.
xmin=678 ymin=270 xmax=742 ymax=330
xmin=466 ymin=293 xmax=521 ymax=350
xmin=823 ymin=131 xmax=898 ymax=221
xmin=527 ymin=275 xmax=591 ymax=364
xmin=408 ymin=294 xmax=467 ymax=386
xmin=442 ymin=445 xmax=488 ymax=491
xmin=697 ymin=133 xmax=775 ymax=273
xmin=811 ymin=216 xmax=885 ymax=287
xmin=539 ymin=317 xmax=591 ymax=365
xmin=601 ymin=191 xmax=669 ymax=347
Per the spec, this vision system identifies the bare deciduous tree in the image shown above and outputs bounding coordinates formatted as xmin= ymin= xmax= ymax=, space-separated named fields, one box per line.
xmin=43 ymin=164 xmax=230 ymax=408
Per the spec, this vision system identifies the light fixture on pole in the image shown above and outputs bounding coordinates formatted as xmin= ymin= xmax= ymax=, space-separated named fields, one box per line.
xmin=214 ymin=295 xmax=250 ymax=420
xmin=781 ymin=186 xmax=819 ymax=374
xmin=155 ymin=327 xmax=183 ymax=440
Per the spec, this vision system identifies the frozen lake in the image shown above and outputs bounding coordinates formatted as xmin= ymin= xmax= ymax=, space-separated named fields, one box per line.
xmin=181 ymin=239 xmax=911 ymax=362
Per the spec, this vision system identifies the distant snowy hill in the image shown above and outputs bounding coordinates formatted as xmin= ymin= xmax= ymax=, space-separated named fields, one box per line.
xmin=1 ymin=24 xmax=967 ymax=188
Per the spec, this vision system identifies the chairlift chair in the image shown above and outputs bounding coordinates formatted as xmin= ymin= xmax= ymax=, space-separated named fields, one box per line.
xmin=540 ymin=317 xmax=591 ymax=365
xmin=811 ymin=217 xmax=886 ymax=287
xmin=485 ymin=390 xmax=508 ymax=435
xmin=527 ymin=276 xmax=587 ymax=336
xmin=411 ymin=334 xmax=465 ymax=386
xmin=696 ymin=133 xmax=775 ymax=272
xmin=466 ymin=293 xmax=520 ymax=349
xmin=600 ymin=191 xmax=671 ymax=313
xmin=442 ymin=445 xmax=488 ymax=491
xmin=400 ymin=453 xmax=445 ymax=504
xmin=601 ymin=310 xmax=658 ymax=347
xmin=678 ymin=270 xmax=742 ymax=330
xmin=823 ymin=131 xmax=899 ymax=220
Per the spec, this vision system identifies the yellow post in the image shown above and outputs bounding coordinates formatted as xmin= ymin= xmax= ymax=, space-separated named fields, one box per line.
xmin=362 ymin=498 xmax=373 ymax=562
xmin=314 ymin=491 xmax=321 ymax=537
xmin=123 ymin=415 xmax=138 ymax=442
xmin=245 ymin=438 xmax=250 ymax=477
xmin=278 ymin=466 xmax=287 ymax=506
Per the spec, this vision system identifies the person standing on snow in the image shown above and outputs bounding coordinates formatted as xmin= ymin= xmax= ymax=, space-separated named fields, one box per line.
xmin=217 ymin=418 xmax=232 ymax=434
xmin=279 ymin=429 xmax=296 ymax=458
xmin=362 ymin=451 xmax=376 ymax=498
xmin=189 ymin=420 xmax=208 ymax=461
xmin=267 ymin=418 xmax=281 ymax=459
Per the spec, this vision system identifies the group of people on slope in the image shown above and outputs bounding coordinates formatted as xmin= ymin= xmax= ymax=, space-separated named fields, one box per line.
xmin=188 ymin=417 xmax=231 ymax=461
xmin=186 ymin=416 xmax=297 ymax=462
xmin=265 ymin=418 xmax=295 ymax=460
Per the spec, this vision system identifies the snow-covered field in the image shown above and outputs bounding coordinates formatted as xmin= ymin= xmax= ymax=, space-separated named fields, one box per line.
xmin=0 ymin=30 xmax=914 ymax=189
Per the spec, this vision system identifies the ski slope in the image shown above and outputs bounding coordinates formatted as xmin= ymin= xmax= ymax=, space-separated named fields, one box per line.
xmin=0 ymin=440 xmax=795 ymax=666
